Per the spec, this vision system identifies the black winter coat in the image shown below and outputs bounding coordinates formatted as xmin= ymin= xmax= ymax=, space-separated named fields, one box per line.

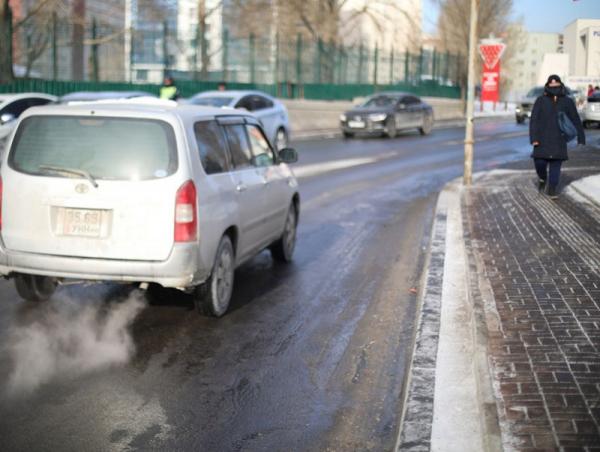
xmin=529 ymin=93 xmax=585 ymax=160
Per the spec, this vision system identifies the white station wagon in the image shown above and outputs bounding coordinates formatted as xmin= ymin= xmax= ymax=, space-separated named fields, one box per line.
xmin=0 ymin=102 xmax=299 ymax=316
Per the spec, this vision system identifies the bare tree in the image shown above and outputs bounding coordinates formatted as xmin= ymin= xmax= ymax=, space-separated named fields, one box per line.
xmin=436 ymin=0 xmax=524 ymax=98
xmin=0 ymin=0 xmax=14 ymax=82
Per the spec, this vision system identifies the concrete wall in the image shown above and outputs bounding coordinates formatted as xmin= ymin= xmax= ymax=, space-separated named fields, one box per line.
xmin=282 ymin=97 xmax=464 ymax=136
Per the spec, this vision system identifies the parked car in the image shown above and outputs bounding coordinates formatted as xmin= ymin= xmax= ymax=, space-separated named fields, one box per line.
xmin=339 ymin=92 xmax=434 ymax=138
xmin=188 ymin=90 xmax=291 ymax=150
xmin=59 ymin=91 xmax=156 ymax=104
xmin=582 ymin=91 xmax=600 ymax=128
xmin=0 ymin=103 xmax=299 ymax=317
xmin=0 ymin=93 xmax=57 ymax=148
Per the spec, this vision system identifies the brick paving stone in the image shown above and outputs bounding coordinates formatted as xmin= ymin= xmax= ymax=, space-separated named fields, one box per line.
xmin=464 ymin=164 xmax=600 ymax=450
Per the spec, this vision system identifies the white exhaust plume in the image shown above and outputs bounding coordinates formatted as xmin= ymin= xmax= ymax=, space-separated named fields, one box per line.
xmin=4 ymin=290 xmax=146 ymax=396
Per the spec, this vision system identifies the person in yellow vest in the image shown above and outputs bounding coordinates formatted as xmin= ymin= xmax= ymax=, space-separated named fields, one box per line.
xmin=160 ymin=76 xmax=180 ymax=100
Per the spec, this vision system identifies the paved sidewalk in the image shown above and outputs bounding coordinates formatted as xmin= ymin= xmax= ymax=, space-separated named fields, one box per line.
xmin=466 ymin=169 xmax=600 ymax=450
xmin=398 ymin=149 xmax=600 ymax=451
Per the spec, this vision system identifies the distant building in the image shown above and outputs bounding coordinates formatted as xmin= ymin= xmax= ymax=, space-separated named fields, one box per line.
xmin=508 ymin=31 xmax=562 ymax=100
xmin=563 ymin=19 xmax=600 ymax=78
xmin=562 ymin=19 xmax=600 ymax=97
xmin=128 ymin=0 xmax=178 ymax=83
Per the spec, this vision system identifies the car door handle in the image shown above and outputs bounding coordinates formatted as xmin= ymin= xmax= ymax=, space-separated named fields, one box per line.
xmin=236 ymin=183 xmax=247 ymax=192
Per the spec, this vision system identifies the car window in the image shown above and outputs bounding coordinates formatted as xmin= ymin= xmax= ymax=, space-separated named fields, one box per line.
xmin=250 ymin=95 xmax=272 ymax=111
xmin=9 ymin=116 xmax=177 ymax=180
xmin=28 ymin=98 xmax=53 ymax=108
xmin=235 ymin=96 xmax=253 ymax=111
xmin=526 ymin=87 xmax=544 ymax=98
xmin=223 ymin=124 xmax=252 ymax=169
xmin=1 ymin=99 xmax=32 ymax=118
xmin=362 ymin=96 xmax=395 ymax=108
xmin=191 ymin=96 xmax=234 ymax=107
xmin=246 ymin=124 xmax=274 ymax=167
xmin=194 ymin=120 xmax=230 ymax=175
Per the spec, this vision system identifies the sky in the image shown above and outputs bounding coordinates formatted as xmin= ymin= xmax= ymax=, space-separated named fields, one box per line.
xmin=423 ymin=0 xmax=600 ymax=34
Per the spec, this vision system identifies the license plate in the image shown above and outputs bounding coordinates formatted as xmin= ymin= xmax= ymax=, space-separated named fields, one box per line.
xmin=348 ymin=120 xmax=365 ymax=128
xmin=61 ymin=208 xmax=103 ymax=237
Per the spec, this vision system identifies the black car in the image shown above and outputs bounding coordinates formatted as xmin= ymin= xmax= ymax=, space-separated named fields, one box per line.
xmin=340 ymin=92 xmax=434 ymax=138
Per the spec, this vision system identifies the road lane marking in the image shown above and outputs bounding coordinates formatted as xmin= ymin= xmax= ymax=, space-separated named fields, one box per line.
xmin=292 ymin=157 xmax=378 ymax=178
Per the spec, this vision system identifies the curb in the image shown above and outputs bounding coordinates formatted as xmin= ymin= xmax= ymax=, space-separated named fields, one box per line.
xmin=395 ymin=187 xmax=449 ymax=451
xmin=396 ymin=179 xmax=502 ymax=451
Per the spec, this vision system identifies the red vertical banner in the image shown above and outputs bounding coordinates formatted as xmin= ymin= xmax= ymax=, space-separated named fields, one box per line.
xmin=481 ymin=61 xmax=500 ymax=102
xmin=478 ymin=42 xmax=506 ymax=104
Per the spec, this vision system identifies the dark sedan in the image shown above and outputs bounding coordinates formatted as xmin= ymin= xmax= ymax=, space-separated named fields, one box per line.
xmin=340 ymin=92 xmax=434 ymax=138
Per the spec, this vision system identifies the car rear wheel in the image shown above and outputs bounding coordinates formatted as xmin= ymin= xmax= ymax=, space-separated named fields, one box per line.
xmin=275 ymin=128 xmax=288 ymax=150
xmin=194 ymin=235 xmax=235 ymax=317
xmin=419 ymin=113 xmax=433 ymax=135
xmin=271 ymin=203 xmax=297 ymax=263
xmin=583 ymin=120 xmax=589 ymax=129
xmin=516 ymin=116 xmax=525 ymax=124
xmin=14 ymin=274 xmax=57 ymax=302
xmin=343 ymin=131 xmax=354 ymax=139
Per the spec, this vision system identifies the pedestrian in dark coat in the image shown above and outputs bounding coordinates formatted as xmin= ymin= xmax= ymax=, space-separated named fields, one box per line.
xmin=529 ymin=74 xmax=585 ymax=198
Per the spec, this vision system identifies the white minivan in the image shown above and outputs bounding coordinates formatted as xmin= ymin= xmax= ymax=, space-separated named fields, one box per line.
xmin=0 ymin=102 xmax=299 ymax=316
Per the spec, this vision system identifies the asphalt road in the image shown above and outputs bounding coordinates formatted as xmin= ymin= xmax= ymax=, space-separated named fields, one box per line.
xmin=0 ymin=119 xmax=597 ymax=451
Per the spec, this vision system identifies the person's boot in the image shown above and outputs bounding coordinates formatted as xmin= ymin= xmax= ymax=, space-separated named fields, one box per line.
xmin=537 ymin=178 xmax=546 ymax=193
xmin=547 ymin=185 xmax=559 ymax=199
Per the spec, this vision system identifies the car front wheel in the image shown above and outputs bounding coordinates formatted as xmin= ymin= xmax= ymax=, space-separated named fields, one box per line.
xmin=384 ymin=117 xmax=397 ymax=138
xmin=271 ymin=203 xmax=297 ymax=263
xmin=194 ymin=235 xmax=235 ymax=317
xmin=14 ymin=274 xmax=57 ymax=302
xmin=419 ymin=113 xmax=433 ymax=135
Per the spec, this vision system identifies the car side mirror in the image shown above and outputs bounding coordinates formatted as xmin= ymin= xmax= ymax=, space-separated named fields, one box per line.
xmin=397 ymin=103 xmax=407 ymax=111
xmin=0 ymin=113 xmax=16 ymax=125
xmin=278 ymin=147 xmax=298 ymax=164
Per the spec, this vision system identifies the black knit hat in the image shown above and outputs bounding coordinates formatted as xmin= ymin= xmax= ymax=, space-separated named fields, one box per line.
xmin=545 ymin=74 xmax=563 ymax=86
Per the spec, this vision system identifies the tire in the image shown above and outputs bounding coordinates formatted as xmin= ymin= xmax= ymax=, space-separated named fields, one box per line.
xmin=270 ymin=203 xmax=298 ymax=263
xmin=14 ymin=274 xmax=57 ymax=302
xmin=194 ymin=235 xmax=235 ymax=317
xmin=343 ymin=131 xmax=354 ymax=139
xmin=516 ymin=116 xmax=525 ymax=124
xmin=419 ymin=113 xmax=433 ymax=135
xmin=384 ymin=117 xmax=397 ymax=138
xmin=583 ymin=120 xmax=589 ymax=129
xmin=275 ymin=128 xmax=288 ymax=150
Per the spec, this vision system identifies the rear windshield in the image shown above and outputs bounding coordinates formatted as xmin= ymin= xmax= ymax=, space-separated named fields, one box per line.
xmin=190 ymin=97 xmax=234 ymax=107
xmin=9 ymin=116 xmax=177 ymax=180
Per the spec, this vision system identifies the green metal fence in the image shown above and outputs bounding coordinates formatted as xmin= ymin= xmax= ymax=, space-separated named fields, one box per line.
xmin=0 ymin=78 xmax=461 ymax=101
xmin=7 ymin=17 xmax=462 ymax=100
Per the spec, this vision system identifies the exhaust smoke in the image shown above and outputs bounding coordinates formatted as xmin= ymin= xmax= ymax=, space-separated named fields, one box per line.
xmin=3 ymin=290 xmax=146 ymax=396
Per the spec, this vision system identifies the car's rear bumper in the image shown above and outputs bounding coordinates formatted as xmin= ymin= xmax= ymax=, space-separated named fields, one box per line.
xmin=583 ymin=110 xmax=600 ymax=122
xmin=0 ymin=243 xmax=210 ymax=289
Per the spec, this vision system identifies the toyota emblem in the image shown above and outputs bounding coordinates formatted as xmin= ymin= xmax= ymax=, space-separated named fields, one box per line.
xmin=75 ymin=183 xmax=89 ymax=194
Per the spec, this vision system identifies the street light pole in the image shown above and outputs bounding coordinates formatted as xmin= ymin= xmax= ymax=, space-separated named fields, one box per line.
xmin=463 ymin=0 xmax=478 ymax=186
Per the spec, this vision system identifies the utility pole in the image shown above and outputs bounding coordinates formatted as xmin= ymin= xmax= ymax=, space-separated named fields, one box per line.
xmin=463 ymin=0 xmax=478 ymax=186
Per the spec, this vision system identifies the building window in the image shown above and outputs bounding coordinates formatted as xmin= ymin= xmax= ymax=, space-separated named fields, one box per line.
xmin=136 ymin=69 xmax=148 ymax=81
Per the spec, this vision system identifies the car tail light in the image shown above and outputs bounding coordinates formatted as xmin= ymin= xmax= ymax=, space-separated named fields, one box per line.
xmin=0 ymin=177 xmax=3 ymax=231
xmin=174 ymin=180 xmax=197 ymax=242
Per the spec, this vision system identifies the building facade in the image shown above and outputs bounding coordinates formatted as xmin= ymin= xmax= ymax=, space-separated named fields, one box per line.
xmin=563 ymin=19 xmax=600 ymax=78
xmin=508 ymin=30 xmax=562 ymax=100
